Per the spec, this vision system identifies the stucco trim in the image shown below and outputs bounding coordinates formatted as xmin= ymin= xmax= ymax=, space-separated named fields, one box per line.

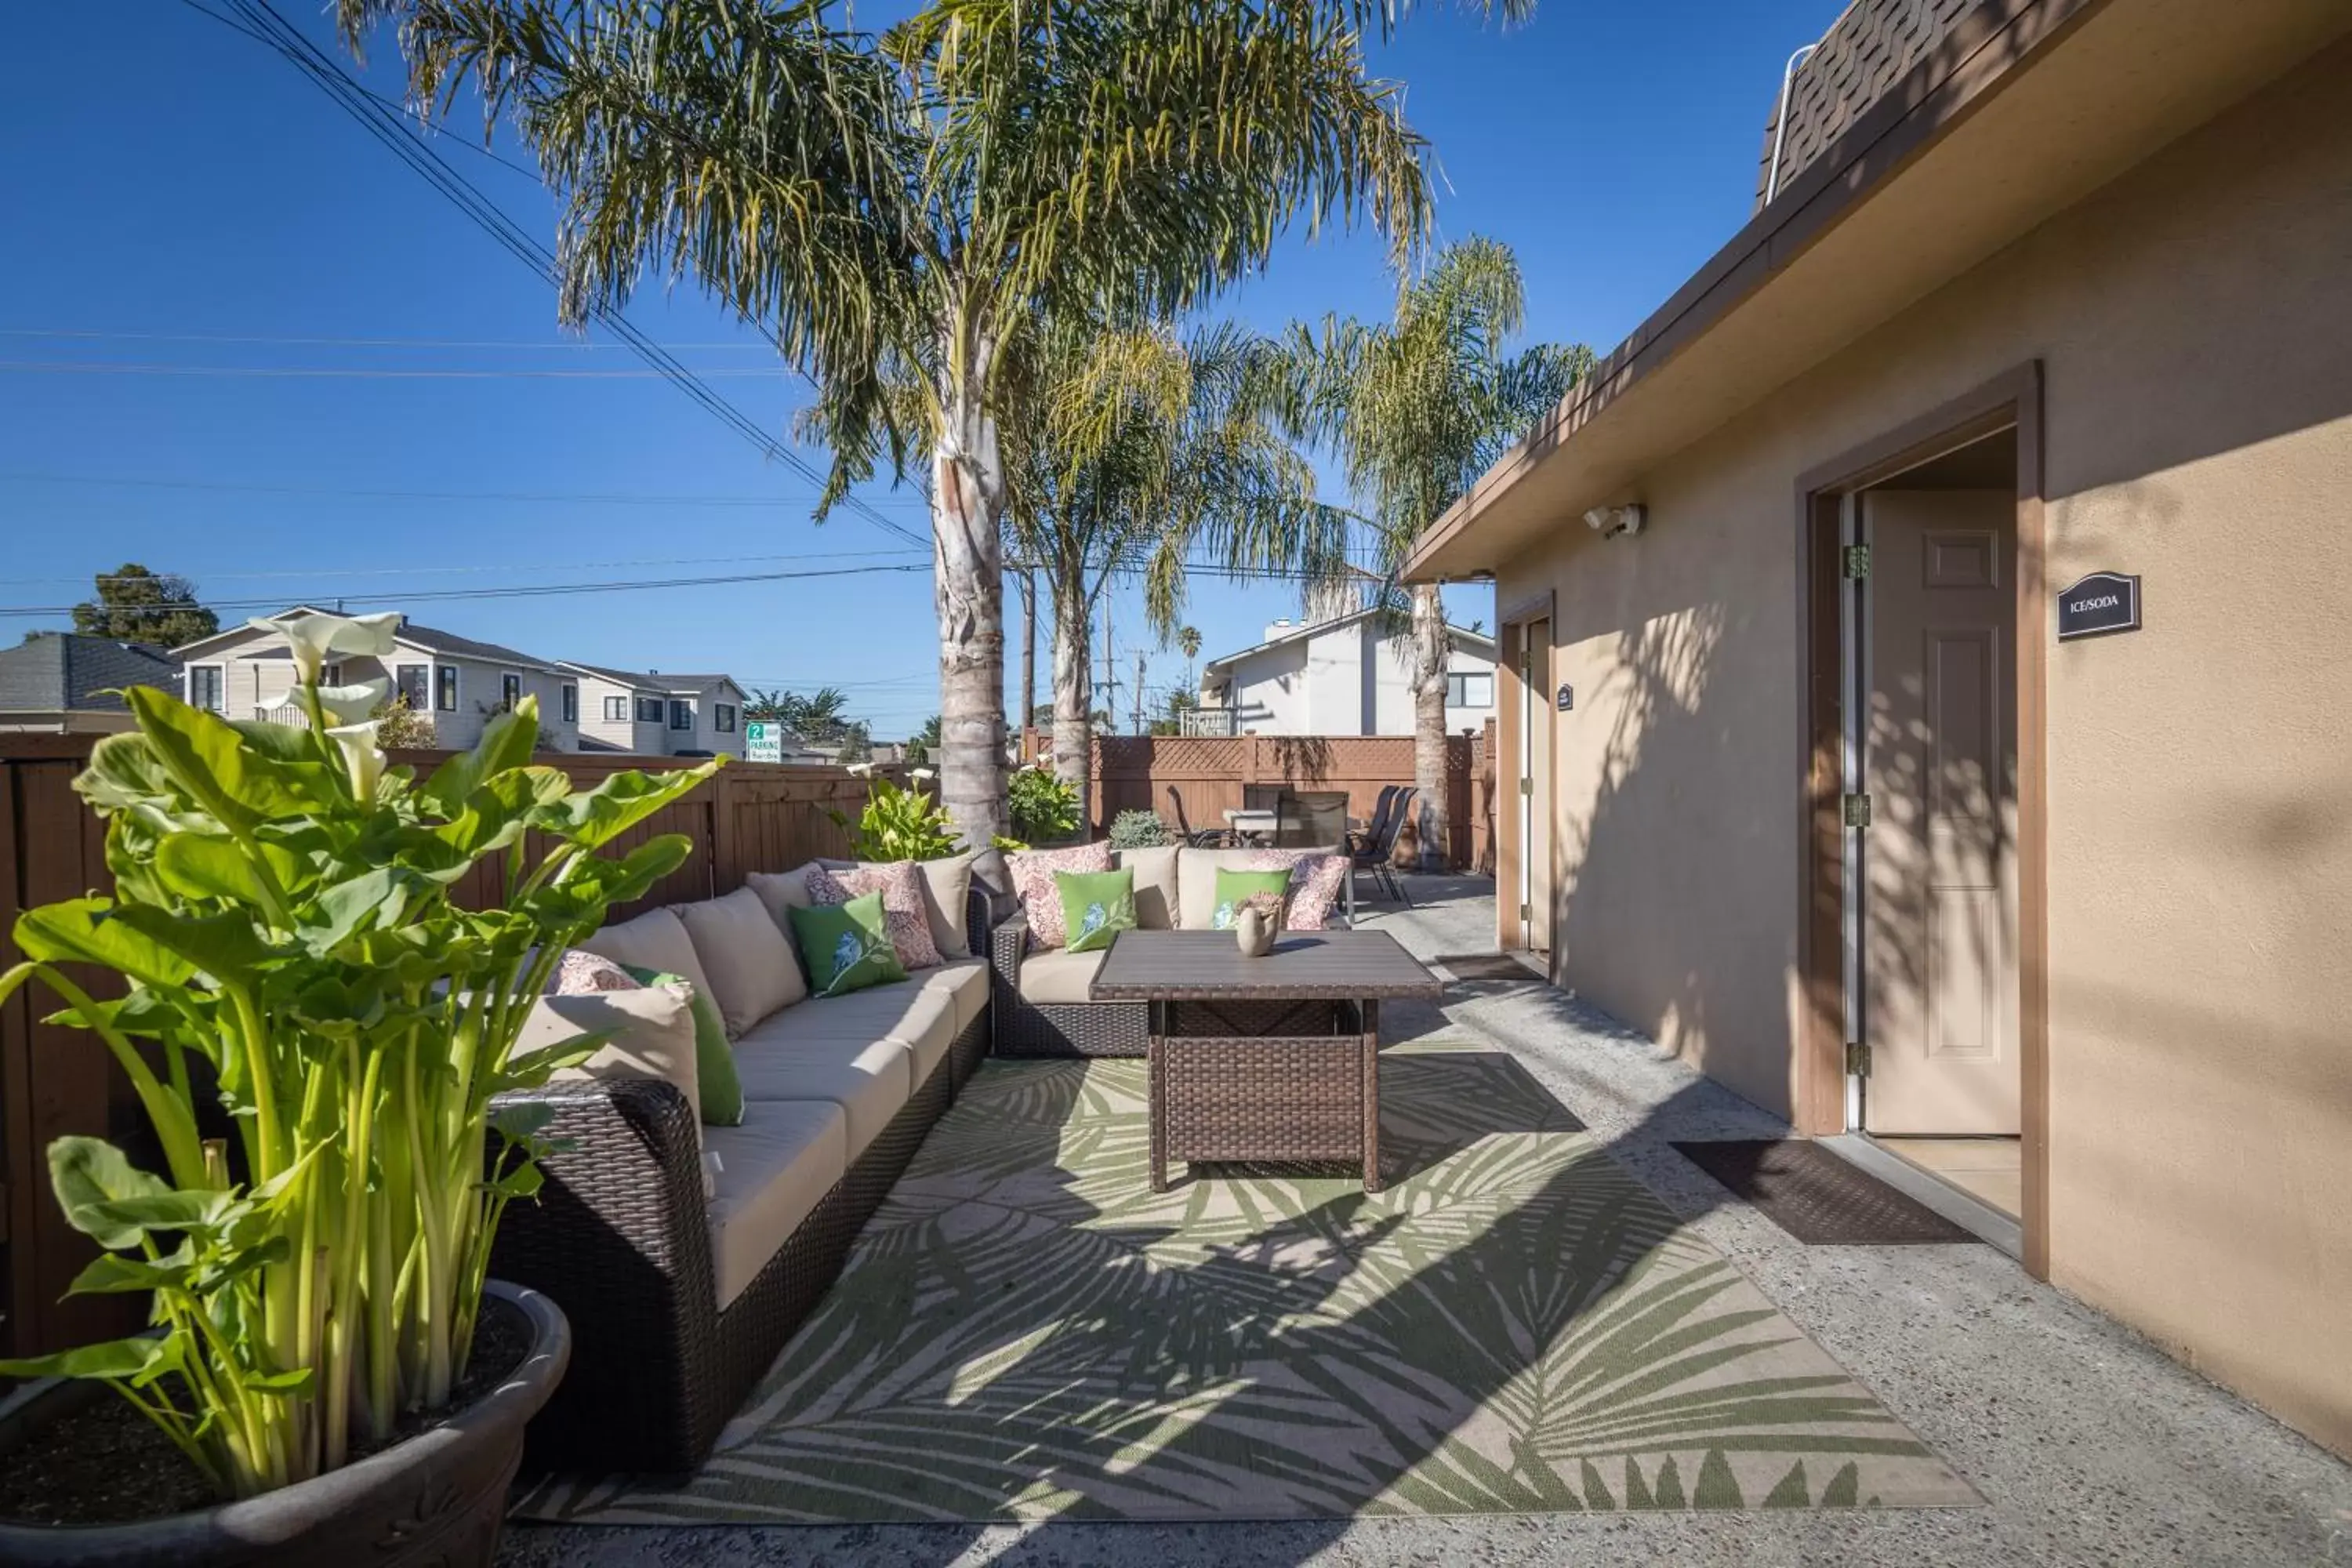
xmin=1792 ymin=360 xmax=2049 ymax=1278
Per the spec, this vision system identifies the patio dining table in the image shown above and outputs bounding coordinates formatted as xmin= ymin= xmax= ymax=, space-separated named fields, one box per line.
xmin=1090 ymin=928 xmax=1442 ymax=1192
xmin=1221 ymin=807 xmax=1363 ymax=844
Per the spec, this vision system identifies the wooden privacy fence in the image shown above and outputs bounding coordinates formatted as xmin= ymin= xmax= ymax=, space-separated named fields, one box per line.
xmin=0 ymin=733 xmax=898 ymax=1363
xmin=1088 ymin=727 xmax=1497 ymax=872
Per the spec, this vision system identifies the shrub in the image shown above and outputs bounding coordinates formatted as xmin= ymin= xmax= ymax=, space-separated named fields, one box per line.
xmin=1007 ymin=764 xmax=1081 ymax=844
xmin=1107 ymin=808 xmax=1171 ymax=849
xmin=832 ymin=769 xmax=959 ymax=861
xmin=0 ymin=611 xmax=719 ymax=1498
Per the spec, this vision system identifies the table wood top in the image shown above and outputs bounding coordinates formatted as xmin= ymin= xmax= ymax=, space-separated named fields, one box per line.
xmin=1089 ymin=928 xmax=1443 ymax=1001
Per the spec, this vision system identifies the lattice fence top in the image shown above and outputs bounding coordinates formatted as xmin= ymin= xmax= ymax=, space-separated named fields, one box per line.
xmin=1755 ymin=0 xmax=1979 ymax=211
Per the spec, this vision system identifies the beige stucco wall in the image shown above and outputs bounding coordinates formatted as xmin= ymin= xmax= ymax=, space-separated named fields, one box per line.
xmin=1494 ymin=38 xmax=2352 ymax=1454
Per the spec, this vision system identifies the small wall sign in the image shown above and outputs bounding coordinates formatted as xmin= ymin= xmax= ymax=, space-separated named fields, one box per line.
xmin=2056 ymin=571 xmax=2141 ymax=641
xmin=1555 ymin=683 xmax=1573 ymax=711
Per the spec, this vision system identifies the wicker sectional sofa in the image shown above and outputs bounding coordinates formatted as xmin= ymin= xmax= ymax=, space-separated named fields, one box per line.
xmin=489 ymin=858 xmax=997 ymax=1475
xmin=990 ymin=844 xmax=1340 ymax=1058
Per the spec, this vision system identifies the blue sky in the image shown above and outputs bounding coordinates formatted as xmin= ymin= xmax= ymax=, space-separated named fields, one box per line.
xmin=0 ymin=0 xmax=1844 ymax=738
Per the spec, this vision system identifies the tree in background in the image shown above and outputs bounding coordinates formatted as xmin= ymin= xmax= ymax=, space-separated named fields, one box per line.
xmin=1148 ymin=688 xmax=1200 ymax=738
xmin=71 ymin=564 xmax=220 ymax=648
xmin=1002 ymin=315 xmax=1343 ymax=832
xmin=339 ymin=0 xmax=1485 ymax=850
xmin=906 ymin=714 xmax=943 ymax=767
xmin=1283 ymin=238 xmax=1590 ymax=867
xmin=1176 ymin=626 xmax=1203 ymax=699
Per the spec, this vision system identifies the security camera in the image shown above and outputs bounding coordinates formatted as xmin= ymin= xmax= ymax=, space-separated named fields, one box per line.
xmin=1583 ymin=503 xmax=1646 ymax=539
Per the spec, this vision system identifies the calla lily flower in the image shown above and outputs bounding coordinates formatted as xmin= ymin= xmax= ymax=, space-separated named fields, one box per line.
xmin=327 ymin=720 xmax=387 ymax=799
xmin=847 ymin=762 xmax=874 ymax=777
xmin=314 ymin=677 xmax=392 ymax=728
xmin=249 ymin=611 xmax=404 ymax=685
xmin=910 ymin=767 xmax=938 ymax=782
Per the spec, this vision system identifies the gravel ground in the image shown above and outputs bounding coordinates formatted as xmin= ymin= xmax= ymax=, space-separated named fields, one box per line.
xmin=501 ymin=877 xmax=2352 ymax=1568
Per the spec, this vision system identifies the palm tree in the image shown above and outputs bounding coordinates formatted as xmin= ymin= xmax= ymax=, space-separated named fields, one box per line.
xmin=1177 ymin=625 xmax=1203 ymax=710
xmin=1283 ymin=238 xmax=1591 ymax=867
xmin=336 ymin=0 xmax=1481 ymax=848
xmin=1001 ymin=314 xmax=1343 ymax=829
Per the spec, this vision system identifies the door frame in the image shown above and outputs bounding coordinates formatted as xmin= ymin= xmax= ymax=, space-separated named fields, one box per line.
xmin=1793 ymin=361 xmax=2049 ymax=1278
xmin=1496 ymin=590 xmax=1556 ymax=955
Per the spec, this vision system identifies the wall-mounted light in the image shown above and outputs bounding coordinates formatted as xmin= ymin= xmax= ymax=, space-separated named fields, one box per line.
xmin=1584 ymin=503 xmax=1646 ymax=540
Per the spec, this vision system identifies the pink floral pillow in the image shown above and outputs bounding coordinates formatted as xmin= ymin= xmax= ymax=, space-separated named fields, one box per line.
xmin=546 ymin=949 xmax=644 ymax=995
xmin=808 ymin=861 xmax=943 ymax=971
xmin=1242 ymin=849 xmax=1349 ymax=931
xmin=1007 ymin=840 xmax=1112 ymax=949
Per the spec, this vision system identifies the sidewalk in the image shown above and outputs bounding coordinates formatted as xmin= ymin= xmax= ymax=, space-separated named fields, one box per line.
xmin=501 ymin=875 xmax=2352 ymax=1567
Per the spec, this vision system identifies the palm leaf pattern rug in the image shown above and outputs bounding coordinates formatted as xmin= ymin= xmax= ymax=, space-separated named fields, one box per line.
xmin=515 ymin=1045 xmax=1975 ymax=1522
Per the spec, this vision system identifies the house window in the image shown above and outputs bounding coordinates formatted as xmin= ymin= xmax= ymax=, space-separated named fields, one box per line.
xmin=188 ymin=665 xmax=223 ymax=713
xmin=395 ymin=664 xmax=430 ymax=711
xmin=500 ymin=673 xmax=522 ymax=712
xmin=635 ymin=695 xmax=664 ymax=724
xmin=435 ymin=666 xmax=459 ymax=711
xmin=1446 ymin=672 xmax=1494 ymax=709
xmin=321 ymin=662 xmax=343 ymax=688
xmin=714 ymin=702 xmax=737 ymax=734
xmin=561 ymin=684 xmax=579 ymax=724
xmin=604 ymin=695 xmax=628 ymax=722
xmin=669 ymin=699 xmax=693 ymax=731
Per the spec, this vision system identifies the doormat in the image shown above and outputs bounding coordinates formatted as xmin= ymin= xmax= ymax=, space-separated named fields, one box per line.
xmin=1672 ymin=1141 xmax=1979 ymax=1246
xmin=513 ymin=1059 xmax=1977 ymax=1524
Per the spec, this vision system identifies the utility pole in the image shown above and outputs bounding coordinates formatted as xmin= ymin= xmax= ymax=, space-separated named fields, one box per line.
xmin=1017 ymin=565 xmax=1036 ymax=760
xmin=1098 ymin=598 xmax=1118 ymax=722
xmin=1132 ymin=652 xmax=1146 ymax=735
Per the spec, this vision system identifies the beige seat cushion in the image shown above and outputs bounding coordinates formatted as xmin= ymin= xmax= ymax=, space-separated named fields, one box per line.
xmin=730 ymin=1030 xmax=913 ymax=1160
xmin=1114 ymin=845 xmax=1180 ymax=931
xmin=1018 ymin=946 xmax=1106 ymax=1005
xmin=579 ymin=907 xmax=717 ymax=1015
xmin=746 ymin=982 xmax=958 ymax=1086
xmin=701 ymin=1104 xmax=846 ymax=1310
xmin=1175 ymin=846 xmax=1283 ymax=931
xmin=673 ymin=887 xmax=805 ymax=1037
xmin=919 ymin=958 xmax=989 ymax=1035
xmin=518 ymin=988 xmax=702 ymax=1134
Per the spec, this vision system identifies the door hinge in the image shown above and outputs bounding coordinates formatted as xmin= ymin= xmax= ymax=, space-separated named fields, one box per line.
xmin=1845 ymin=1040 xmax=1871 ymax=1077
xmin=1842 ymin=543 xmax=1871 ymax=579
xmin=1842 ymin=791 xmax=1872 ymax=828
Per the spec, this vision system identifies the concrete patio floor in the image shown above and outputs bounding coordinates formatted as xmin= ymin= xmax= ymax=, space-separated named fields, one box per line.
xmin=500 ymin=876 xmax=2352 ymax=1568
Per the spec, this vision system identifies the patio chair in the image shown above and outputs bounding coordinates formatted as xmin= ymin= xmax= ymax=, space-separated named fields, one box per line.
xmin=1276 ymin=789 xmax=1350 ymax=849
xmin=1348 ymin=785 xmax=1403 ymax=857
xmin=1242 ymin=782 xmax=1286 ymax=813
xmin=1351 ymin=785 xmax=1416 ymax=909
xmin=1166 ymin=785 xmax=1231 ymax=848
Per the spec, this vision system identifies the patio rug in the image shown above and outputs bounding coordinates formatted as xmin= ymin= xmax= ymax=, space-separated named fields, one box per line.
xmin=1673 ymin=1141 xmax=1979 ymax=1247
xmin=514 ymin=1048 xmax=1977 ymax=1523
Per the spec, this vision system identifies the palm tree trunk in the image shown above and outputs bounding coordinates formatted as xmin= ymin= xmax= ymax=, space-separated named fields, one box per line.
xmin=933 ymin=341 xmax=1009 ymax=851
xmin=1410 ymin=582 xmax=1450 ymax=872
xmin=1050 ymin=580 xmax=1093 ymax=835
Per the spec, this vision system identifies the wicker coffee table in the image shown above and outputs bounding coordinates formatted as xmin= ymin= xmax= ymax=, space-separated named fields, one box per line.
xmin=1089 ymin=929 xmax=1443 ymax=1193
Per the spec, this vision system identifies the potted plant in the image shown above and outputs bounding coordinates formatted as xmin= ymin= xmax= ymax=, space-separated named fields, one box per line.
xmin=1006 ymin=764 xmax=1082 ymax=848
xmin=0 ymin=611 xmax=720 ymax=1566
xmin=832 ymin=765 xmax=959 ymax=861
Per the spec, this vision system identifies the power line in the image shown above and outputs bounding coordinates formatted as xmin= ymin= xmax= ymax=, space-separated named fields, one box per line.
xmin=8 ymin=548 xmax=925 ymax=590
xmin=0 ymin=561 xmax=926 ymax=619
xmin=0 ymin=360 xmax=795 ymax=379
xmin=178 ymin=0 xmax=931 ymax=553
xmin=0 ymin=328 xmax=782 ymax=351
xmin=0 ymin=470 xmax=930 ymax=510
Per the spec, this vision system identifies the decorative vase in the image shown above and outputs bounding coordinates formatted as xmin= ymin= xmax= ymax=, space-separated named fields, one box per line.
xmin=0 ymin=1282 xmax=569 ymax=1568
xmin=1234 ymin=906 xmax=1277 ymax=958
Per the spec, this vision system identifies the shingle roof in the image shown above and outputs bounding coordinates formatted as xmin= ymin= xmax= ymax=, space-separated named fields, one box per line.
xmin=0 ymin=634 xmax=181 ymax=713
xmin=392 ymin=619 xmax=561 ymax=672
xmin=557 ymin=662 xmax=740 ymax=693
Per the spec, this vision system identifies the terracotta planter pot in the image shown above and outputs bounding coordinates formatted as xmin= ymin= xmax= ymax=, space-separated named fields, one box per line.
xmin=0 ymin=1281 xmax=568 ymax=1568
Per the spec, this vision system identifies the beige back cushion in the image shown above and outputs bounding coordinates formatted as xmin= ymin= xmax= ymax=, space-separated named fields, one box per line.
xmin=912 ymin=853 xmax=975 ymax=957
xmin=1174 ymin=846 xmax=1289 ymax=931
xmin=1114 ymin=845 xmax=1181 ymax=930
xmin=519 ymin=988 xmax=702 ymax=1133
xmin=674 ymin=887 xmax=807 ymax=1036
xmin=579 ymin=907 xmax=716 ymax=1011
xmin=745 ymin=863 xmax=823 ymax=931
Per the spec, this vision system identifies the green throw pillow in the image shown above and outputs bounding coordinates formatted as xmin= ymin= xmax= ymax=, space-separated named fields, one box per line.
xmin=1055 ymin=867 xmax=1137 ymax=955
xmin=788 ymin=891 xmax=909 ymax=997
xmin=622 ymin=964 xmax=744 ymax=1127
xmin=1210 ymin=867 xmax=1293 ymax=931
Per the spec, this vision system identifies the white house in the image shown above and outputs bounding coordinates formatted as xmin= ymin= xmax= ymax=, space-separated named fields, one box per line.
xmin=561 ymin=664 xmax=748 ymax=758
xmin=173 ymin=608 xmax=582 ymax=753
xmin=1195 ymin=608 xmax=1497 ymax=738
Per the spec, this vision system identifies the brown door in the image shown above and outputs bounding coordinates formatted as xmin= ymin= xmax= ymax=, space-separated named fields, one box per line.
xmin=1519 ymin=619 xmax=1554 ymax=952
xmin=1860 ymin=491 xmax=2020 ymax=1135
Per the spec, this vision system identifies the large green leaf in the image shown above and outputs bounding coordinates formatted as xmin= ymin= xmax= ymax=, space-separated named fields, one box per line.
xmin=535 ymin=764 xmax=720 ymax=854
xmin=14 ymin=898 xmax=195 ymax=990
xmin=422 ymin=700 xmax=543 ymax=814
xmin=47 ymin=1137 xmax=172 ymax=1250
xmin=107 ymin=904 xmax=276 ymax=982
xmin=154 ymin=833 xmax=313 ymax=909
xmin=0 ymin=1334 xmax=174 ymax=1383
xmin=437 ymin=765 xmax=572 ymax=858
xmin=125 ymin=685 xmax=342 ymax=830
xmin=66 ymin=1246 xmax=198 ymax=1297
